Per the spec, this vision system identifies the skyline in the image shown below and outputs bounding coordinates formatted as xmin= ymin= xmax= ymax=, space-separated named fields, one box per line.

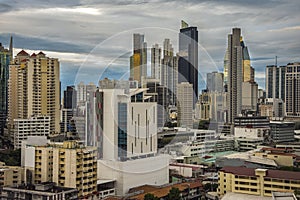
xmin=1 ymin=0 xmax=300 ymax=91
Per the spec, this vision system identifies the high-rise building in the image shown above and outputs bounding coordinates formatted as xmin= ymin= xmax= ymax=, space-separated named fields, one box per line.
xmin=94 ymin=87 xmax=157 ymax=160
xmin=240 ymin=37 xmax=254 ymax=82
xmin=76 ymin=82 xmax=97 ymax=107
xmin=242 ymin=81 xmax=258 ymax=113
xmin=63 ymin=85 xmax=76 ymax=109
xmin=151 ymin=44 xmax=161 ymax=80
xmin=0 ymin=38 xmax=13 ymax=135
xmin=130 ymin=33 xmax=147 ymax=84
xmin=206 ymin=72 xmax=224 ymax=92
xmin=8 ymin=51 xmax=60 ymax=134
xmin=23 ymin=140 xmax=97 ymax=198
xmin=178 ymin=20 xmax=198 ymax=106
xmin=226 ymin=28 xmax=243 ymax=124
xmin=161 ymin=39 xmax=177 ymax=105
xmin=141 ymin=78 xmax=170 ymax=128
xmin=285 ymin=62 xmax=300 ymax=116
xmin=266 ymin=65 xmax=286 ymax=101
xmin=177 ymin=82 xmax=193 ymax=128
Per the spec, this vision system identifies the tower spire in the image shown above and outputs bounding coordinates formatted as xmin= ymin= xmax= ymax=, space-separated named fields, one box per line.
xmin=9 ymin=35 xmax=13 ymax=60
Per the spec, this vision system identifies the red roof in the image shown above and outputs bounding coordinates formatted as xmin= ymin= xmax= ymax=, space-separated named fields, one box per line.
xmin=220 ymin=166 xmax=300 ymax=181
xmin=220 ymin=166 xmax=256 ymax=177
xmin=17 ymin=50 xmax=29 ymax=56
xmin=31 ymin=53 xmax=37 ymax=57
xmin=38 ymin=51 xmax=45 ymax=55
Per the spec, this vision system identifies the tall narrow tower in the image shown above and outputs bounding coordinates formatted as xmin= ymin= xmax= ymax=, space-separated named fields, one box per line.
xmin=227 ymin=28 xmax=243 ymax=124
xmin=130 ymin=33 xmax=147 ymax=84
xmin=178 ymin=20 xmax=198 ymax=106
xmin=151 ymin=44 xmax=161 ymax=80
xmin=0 ymin=40 xmax=12 ymax=135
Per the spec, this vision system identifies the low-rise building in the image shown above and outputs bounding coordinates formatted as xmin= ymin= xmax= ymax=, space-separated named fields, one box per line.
xmin=13 ymin=115 xmax=50 ymax=149
xmin=270 ymin=121 xmax=295 ymax=143
xmin=216 ymin=151 xmax=278 ymax=169
xmin=218 ymin=166 xmax=300 ymax=197
xmin=0 ymin=164 xmax=24 ymax=188
xmin=1 ymin=182 xmax=78 ymax=200
xmin=127 ymin=181 xmax=202 ymax=200
xmin=253 ymin=147 xmax=296 ymax=167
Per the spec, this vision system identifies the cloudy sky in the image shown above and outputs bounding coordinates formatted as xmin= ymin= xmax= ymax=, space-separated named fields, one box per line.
xmin=0 ymin=0 xmax=300 ymax=91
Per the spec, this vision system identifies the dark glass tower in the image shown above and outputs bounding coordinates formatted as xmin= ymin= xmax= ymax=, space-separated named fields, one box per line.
xmin=63 ymin=85 xmax=77 ymax=109
xmin=178 ymin=21 xmax=198 ymax=106
xmin=0 ymin=37 xmax=12 ymax=135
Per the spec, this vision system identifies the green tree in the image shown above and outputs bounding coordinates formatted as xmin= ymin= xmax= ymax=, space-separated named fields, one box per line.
xmin=144 ymin=193 xmax=159 ymax=200
xmin=166 ymin=187 xmax=181 ymax=200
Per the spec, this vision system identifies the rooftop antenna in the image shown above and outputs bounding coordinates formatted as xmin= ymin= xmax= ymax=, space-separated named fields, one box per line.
xmin=275 ymin=56 xmax=277 ymax=66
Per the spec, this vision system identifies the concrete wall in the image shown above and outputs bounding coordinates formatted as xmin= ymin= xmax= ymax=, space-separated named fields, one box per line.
xmin=97 ymin=155 xmax=169 ymax=195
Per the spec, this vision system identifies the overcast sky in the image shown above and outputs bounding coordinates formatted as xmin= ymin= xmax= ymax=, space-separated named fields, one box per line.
xmin=0 ymin=0 xmax=300 ymax=91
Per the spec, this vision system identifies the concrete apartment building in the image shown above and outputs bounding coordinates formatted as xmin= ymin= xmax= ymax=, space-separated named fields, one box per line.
xmin=22 ymin=140 xmax=97 ymax=198
xmin=13 ymin=115 xmax=50 ymax=149
xmin=0 ymin=162 xmax=24 ymax=188
xmin=218 ymin=166 xmax=300 ymax=197
xmin=8 ymin=50 xmax=60 ymax=134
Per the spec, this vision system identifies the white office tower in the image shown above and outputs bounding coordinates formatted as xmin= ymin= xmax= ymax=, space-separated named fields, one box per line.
xmin=95 ymin=82 xmax=169 ymax=195
xmin=177 ymin=82 xmax=193 ymax=128
xmin=76 ymin=82 xmax=96 ymax=107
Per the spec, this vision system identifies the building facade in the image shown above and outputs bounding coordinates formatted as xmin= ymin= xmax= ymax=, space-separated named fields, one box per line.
xmin=226 ymin=28 xmax=243 ymax=124
xmin=218 ymin=166 xmax=300 ymax=197
xmin=8 ymin=51 xmax=60 ymax=134
xmin=178 ymin=20 xmax=198 ymax=106
xmin=13 ymin=115 xmax=50 ymax=149
xmin=285 ymin=62 xmax=300 ymax=117
xmin=0 ymin=38 xmax=12 ymax=135
xmin=130 ymin=33 xmax=147 ymax=84
xmin=23 ymin=141 xmax=97 ymax=198
xmin=151 ymin=44 xmax=161 ymax=80
xmin=177 ymin=82 xmax=193 ymax=128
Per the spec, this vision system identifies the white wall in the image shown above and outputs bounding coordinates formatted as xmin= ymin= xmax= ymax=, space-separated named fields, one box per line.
xmin=97 ymin=155 xmax=169 ymax=195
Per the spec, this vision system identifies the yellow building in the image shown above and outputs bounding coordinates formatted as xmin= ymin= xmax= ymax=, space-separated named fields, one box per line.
xmin=253 ymin=147 xmax=296 ymax=167
xmin=8 ymin=50 xmax=60 ymax=134
xmin=33 ymin=141 xmax=97 ymax=198
xmin=0 ymin=163 xmax=24 ymax=187
xmin=218 ymin=166 xmax=300 ymax=197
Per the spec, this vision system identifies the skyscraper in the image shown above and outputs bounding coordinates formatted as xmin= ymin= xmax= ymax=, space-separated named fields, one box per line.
xmin=285 ymin=62 xmax=300 ymax=116
xmin=226 ymin=28 xmax=243 ymax=124
xmin=0 ymin=38 xmax=13 ymax=135
xmin=161 ymin=38 xmax=177 ymax=105
xmin=177 ymin=82 xmax=193 ymax=128
xmin=151 ymin=44 xmax=161 ymax=80
xmin=178 ymin=20 xmax=198 ymax=106
xmin=8 ymin=51 xmax=60 ymax=134
xmin=130 ymin=33 xmax=147 ymax=84
xmin=206 ymin=72 xmax=224 ymax=92
xmin=266 ymin=65 xmax=286 ymax=101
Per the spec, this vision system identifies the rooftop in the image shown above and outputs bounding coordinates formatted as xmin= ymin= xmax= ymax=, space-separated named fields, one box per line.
xmin=220 ymin=166 xmax=300 ymax=181
xmin=128 ymin=181 xmax=202 ymax=200
xmin=221 ymin=192 xmax=272 ymax=200
xmin=17 ymin=50 xmax=29 ymax=56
